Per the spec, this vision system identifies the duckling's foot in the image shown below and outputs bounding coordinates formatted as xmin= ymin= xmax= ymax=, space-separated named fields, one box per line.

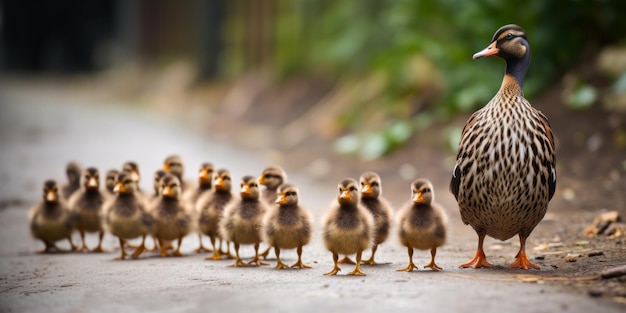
xmin=259 ymin=247 xmax=272 ymax=259
xmin=460 ymin=249 xmax=493 ymax=268
xmin=91 ymin=246 xmax=106 ymax=253
xmin=361 ymin=257 xmax=377 ymax=265
xmin=171 ymin=250 xmax=183 ymax=257
xmin=131 ymin=245 xmax=145 ymax=259
xmin=228 ymin=258 xmax=247 ymax=267
xmin=396 ymin=263 xmax=418 ymax=272
xmin=338 ymin=256 xmax=355 ymax=264
xmin=509 ymin=251 xmax=540 ymax=270
xmin=194 ymin=246 xmax=212 ymax=253
xmin=275 ymin=260 xmax=289 ymax=269
xmin=114 ymin=239 xmax=127 ymax=260
xmin=206 ymin=250 xmax=222 ymax=260
xmin=247 ymin=257 xmax=269 ymax=266
xmin=291 ymin=260 xmax=312 ymax=269
xmin=424 ymin=262 xmax=442 ymax=271
xmin=323 ymin=266 xmax=341 ymax=276
xmin=347 ymin=266 xmax=366 ymax=276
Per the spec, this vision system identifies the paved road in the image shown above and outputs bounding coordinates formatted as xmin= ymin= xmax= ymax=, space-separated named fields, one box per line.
xmin=0 ymin=81 xmax=622 ymax=313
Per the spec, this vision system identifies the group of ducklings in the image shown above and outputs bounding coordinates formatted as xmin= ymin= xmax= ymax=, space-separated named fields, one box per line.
xmin=28 ymin=156 xmax=447 ymax=275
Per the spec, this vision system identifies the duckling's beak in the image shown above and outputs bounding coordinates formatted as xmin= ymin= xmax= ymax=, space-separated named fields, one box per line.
xmin=45 ymin=190 xmax=57 ymax=202
xmin=130 ymin=171 xmax=140 ymax=183
xmin=258 ymin=175 xmax=265 ymax=185
xmin=473 ymin=41 xmax=499 ymax=59
xmin=412 ymin=191 xmax=423 ymax=203
xmin=215 ymin=177 xmax=225 ymax=189
xmin=339 ymin=190 xmax=351 ymax=201
xmin=163 ymin=164 xmax=170 ymax=172
xmin=361 ymin=184 xmax=372 ymax=196
xmin=199 ymin=169 xmax=211 ymax=183
xmin=162 ymin=186 xmax=173 ymax=197
xmin=276 ymin=193 xmax=287 ymax=205
xmin=87 ymin=177 xmax=98 ymax=188
xmin=114 ymin=182 xmax=125 ymax=193
xmin=240 ymin=184 xmax=251 ymax=195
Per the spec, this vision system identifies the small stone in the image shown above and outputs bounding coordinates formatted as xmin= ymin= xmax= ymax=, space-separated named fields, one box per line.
xmin=588 ymin=288 xmax=604 ymax=297
xmin=588 ymin=251 xmax=604 ymax=257
xmin=535 ymin=255 xmax=545 ymax=260
xmin=601 ymin=265 xmax=626 ymax=279
xmin=565 ymin=254 xmax=580 ymax=262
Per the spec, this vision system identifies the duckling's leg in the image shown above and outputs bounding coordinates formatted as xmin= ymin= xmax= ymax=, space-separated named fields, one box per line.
xmin=396 ymin=247 xmax=418 ymax=272
xmin=509 ymin=234 xmax=540 ymax=270
xmin=424 ymin=247 xmax=442 ymax=271
xmin=361 ymin=244 xmax=379 ymax=265
xmin=347 ymin=251 xmax=366 ymax=276
xmin=460 ymin=233 xmax=493 ymax=268
xmin=158 ymin=239 xmax=169 ymax=257
xmin=259 ymin=246 xmax=272 ymax=259
xmin=323 ymin=253 xmax=341 ymax=275
xmin=92 ymin=231 xmax=106 ymax=253
xmin=67 ymin=235 xmax=78 ymax=252
xmin=291 ymin=246 xmax=312 ymax=269
xmin=36 ymin=240 xmax=55 ymax=253
xmin=275 ymin=247 xmax=288 ymax=269
xmin=130 ymin=235 xmax=146 ymax=259
xmin=247 ymin=243 xmax=270 ymax=266
xmin=194 ymin=233 xmax=212 ymax=253
xmin=222 ymin=240 xmax=236 ymax=259
xmin=229 ymin=243 xmax=247 ymax=267
xmin=171 ymin=237 xmax=184 ymax=257
xmin=114 ymin=238 xmax=127 ymax=260
xmin=206 ymin=235 xmax=222 ymax=260
xmin=338 ymin=255 xmax=355 ymax=264
xmin=78 ymin=230 xmax=89 ymax=252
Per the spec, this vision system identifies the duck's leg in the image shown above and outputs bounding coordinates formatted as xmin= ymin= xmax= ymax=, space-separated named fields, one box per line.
xmin=247 ymin=243 xmax=269 ymax=266
xmin=171 ymin=237 xmax=184 ymax=257
xmin=67 ymin=235 xmax=78 ymax=252
xmin=228 ymin=243 xmax=246 ymax=267
xmin=91 ymin=231 xmax=106 ymax=252
xmin=347 ymin=251 xmax=366 ymax=276
xmin=158 ymin=238 xmax=168 ymax=257
xmin=275 ymin=247 xmax=288 ymax=269
xmin=509 ymin=234 xmax=540 ymax=270
xmin=323 ymin=253 xmax=341 ymax=275
xmin=338 ymin=255 xmax=355 ymax=264
xmin=424 ymin=247 xmax=442 ymax=271
xmin=291 ymin=246 xmax=312 ymax=269
xmin=460 ymin=233 xmax=493 ymax=268
xmin=114 ymin=238 xmax=127 ymax=260
xmin=259 ymin=246 xmax=272 ymax=259
xmin=396 ymin=247 xmax=418 ymax=272
xmin=36 ymin=240 xmax=55 ymax=254
xmin=223 ymin=240 xmax=236 ymax=259
xmin=361 ymin=244 xmax=378 ymax=265
xmin=205 ymin=235 xmax=222 ymax=260
xmin=194 ymin=233 xmax=212 ymax=253
xmin=130 ymin=235 xmax=146 ymax=259
xmin=78 ymin=230 xmax=89 ymax=252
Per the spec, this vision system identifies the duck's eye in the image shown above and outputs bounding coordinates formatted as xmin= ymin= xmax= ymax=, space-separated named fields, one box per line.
xmin=223 ymin=177 xmax=230 ymax=181
xmin=251 ymin=183 xmax=257 ymax=188
xmin=360 ymin=182 xmax=365 ymax=186
xmin=423 ymin=188 xmax=431 ymax=193
xmin=350 ymin=186 xmax=357 ymax=192
xmin=371 ymin=182 xmax=379 ymax=187
xmin=506 ymin=33 xmax=513 ymax=39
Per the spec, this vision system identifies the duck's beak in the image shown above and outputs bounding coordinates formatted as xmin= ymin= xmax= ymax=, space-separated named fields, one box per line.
xmin=130 ymin=171 xmax=140 ymax=183
xmin=114 ymin=182 xmax=125 ymax=193
xmin=473 ymin=41 xmax=499 ymax=59
xmin=275 ymin=193 xmax=287 ymax=205
xmin=412 ymin=191 xmax=423 ymax=204
xmin=339 ymin=190 xmax=351 ymax=201
xmin=258 ymin=175 xmax=265 ymax=185
xmin=45 ymin=190 xmax=57 ymax=202
xmin=163 ymin=163 xmax=170 ymax=172
xmin=215 ymin=177 xmax=225 ymax=189
xmin=161 ymin=186 xmax=173 ymax=197
xmin=87 ymin=177 xmax=98 ymax=188
xmin=361 ymin=183 xmax=372 ymax=196
xmin=240 ymin=184 xmax=251 ymax=196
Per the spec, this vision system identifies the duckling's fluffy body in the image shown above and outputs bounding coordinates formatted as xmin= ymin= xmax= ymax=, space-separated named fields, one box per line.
xmin=263 ymin=204 xmax=312 ymax=249
xmin=150 ymin=174 xmax=192 ymax=256
xmin=29 ymin=180 xmax=76 ymax=252
xmin=68 ymin=167 xmax=107 ymax=251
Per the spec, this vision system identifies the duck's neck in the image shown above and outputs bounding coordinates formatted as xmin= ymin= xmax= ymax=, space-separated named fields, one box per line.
xmin=501 ymin=52 xmax=530 ymax=96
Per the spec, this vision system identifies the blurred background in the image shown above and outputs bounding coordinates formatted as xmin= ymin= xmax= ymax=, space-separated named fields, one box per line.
xmin=0 ymin=0 xmax=624 ymax=212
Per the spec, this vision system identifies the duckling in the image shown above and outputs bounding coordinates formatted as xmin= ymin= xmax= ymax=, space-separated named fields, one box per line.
xmin=122 ymin=161 xmax=147 ymax=198
xmin=150 ymin=169 xmax=168 ymax=204
xmin=103 ymin=171 xmax=154 ymax=260
xmin=68 ymin=167 xmax=107 ymax=252
xmin=397 ymin=179 xmax=447 ymax=272
xmin=359 ymin=171 xmax=393 ymax=265
xmin=219 ymin=175 xmax=270 ymax=267
xmin=263 ymin=183 xmax=313 ymax=269
xmin=187 ymin=163 xmax=215 ymax=253
xmin=257 ymin=166 xmax=287 ymax=258
xmin=196 ymin=168 xmax=235 ymax=259
xmin=61 ymin=161 xmax=82 ymax=200
xmin=104 ymin=169 xmax=119 ymax=196
xmin=163 ymin=155 xmax=193 ymax=193
xmin=149 ymin=173 xmax=192 ymax=257
xmin=322 ymin=178 xmax=374 ymax=276
xmin=28 ymin=180 xmax=77 ymax=252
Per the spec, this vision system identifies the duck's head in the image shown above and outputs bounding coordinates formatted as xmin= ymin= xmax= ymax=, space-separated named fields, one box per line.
xmin=276 ymin=183 xmax=299 ymax=206
xmin=337 ymin=178 xmax=360 ymax=206
xmin=113 ymin=171 xmax=137 ymax=194
xmin=473 ymin=24 xmax=528 ymax=60
xmin=198 ymin=162 xmax=214 ymax=185
xmin=153 ymin=169 xmax=167 ymax=195
xmin=359 ymin=171 xmax=382 ymax=199
xmin=163 ymin=155 xmax=185 ymax=179
xmin=258 ymin=166 xmax=287 ymax=190
xmin=82 ymin=167 xmax=100 ymax=190
xmin=214 ymin=169 xmax=232 ymax=192
xmin=159 ymin=173 xmax=182 ymax=199
xmin=240 ymin=175 xmax=260 ymax=200
xmin=411 ymin=178 xmax=434 ymax=205
xmin=122 ymin=161 xmax=141 ymax=184
xmin=105 ymin=169 xmax=119 ymax=193
xmin=42 ymin=180 xmax=59 ymax=203
xmin=66 ymin=161 xmax=82 ymax=185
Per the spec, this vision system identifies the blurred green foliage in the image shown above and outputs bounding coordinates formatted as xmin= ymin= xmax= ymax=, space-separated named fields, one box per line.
xmin=229 ymin=0 xmax=626 ymax=157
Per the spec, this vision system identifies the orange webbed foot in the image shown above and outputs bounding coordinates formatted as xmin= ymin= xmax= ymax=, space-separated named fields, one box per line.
xmin=460 ymin=250 xmax=493 ymax=269
xmin=509 ymin=251 xmax=540 ymax=270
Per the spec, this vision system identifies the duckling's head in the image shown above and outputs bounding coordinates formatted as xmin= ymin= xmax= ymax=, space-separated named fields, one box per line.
xmin=163 ymin=155 xmax=185 ymax=179
xmin=152 ymin=169 xmax=167 ymax=195
xmin=42 ymin=180 xmax=59 ymax=203
xmin=122 ymin=161 xmax=141 ymax=184
xmin=113 ymin=171 xmax=138 ymax=195
xmin=337 ymin=178 xmax=360 ymax=206
xmin=214 ymin=169 xmax=232 ymax=192
xmin=258 ymin=166 xmax=287 ymax=190
xmin=105 ymin=169 xmax=119 ymax=193
xmin=359 ymin=171 xmax=382 ymax=199
xmin=82 ymin=167 xmax=100 ymax=190
xmin=473 ymin=24 xmax=528 ymax=61
xmin=276 ymin=183 xmax=299 ymax=206
xmin=159 ymin=173 xmax=182 ymax=199
xmin=65 ymin=161 xmax=82 ymax=184
xmin=198 ymin=162 xmax=214 ymax=185
xmin=411 ymin=178 xmax=434 ymax=205
xmin=240 ymin=175 xmax=260 ymax=200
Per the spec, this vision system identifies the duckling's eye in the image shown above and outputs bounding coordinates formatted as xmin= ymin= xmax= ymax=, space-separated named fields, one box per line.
xmin=506 ymin=33 xmax=513 ymax=39
xmin=223 ymin=176 xmax=230 ymax=181
xmin=423 ymin=188 xmax=431 ymax=193
xmin=371 ymin=182 xmax=379 ymax=187
xmin=251 ymin=183 xmax=257 ymax=188
xmin=350 ymin=186 xmax=357 ymax=192
xmin=286 ymin=191 xmax=295 ymax=196
xmin=360 ymin=182 xmax=365 ymax=186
